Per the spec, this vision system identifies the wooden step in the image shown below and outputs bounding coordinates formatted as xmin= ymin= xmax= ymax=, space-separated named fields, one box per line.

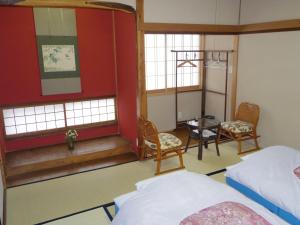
xmin=6 ymin=135 xmax=134 ymax=178
xmin=6 ymin=152 xmax=138 ymax=187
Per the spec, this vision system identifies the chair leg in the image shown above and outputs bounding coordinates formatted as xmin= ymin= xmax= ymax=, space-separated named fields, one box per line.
xmin=155 ymin=158 xmax=161 ymax=175
xmin=139 ymin=146 xmax=145 ymax=160
xmin=178 ymin=150 xmax=185 ymax=168
xmin=237 ymin=141 xmax=242 ymax=154
xmin=185 ymin=135 xmax=191 ymax=152
xmin=254 ymin=137 xmax=260 ymax=150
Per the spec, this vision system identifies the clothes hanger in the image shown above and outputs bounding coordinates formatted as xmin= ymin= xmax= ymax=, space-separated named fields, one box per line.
xmin=177 ymin=53 xmax=197 ymax=68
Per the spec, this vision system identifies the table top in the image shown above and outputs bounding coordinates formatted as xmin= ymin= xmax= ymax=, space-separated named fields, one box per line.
xmin=186 ymin=118 xmax=220 ymax=130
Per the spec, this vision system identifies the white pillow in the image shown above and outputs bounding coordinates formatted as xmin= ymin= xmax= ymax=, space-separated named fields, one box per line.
xmin=114 ymin=191 xmax=138 ymax=208
xmin=241 ymin=145 xmax=297 ymax=161
xmin=240 ymin=154 xmax=254 ymax=161
xmin=135 ymin=170 xmax=187 ymax=190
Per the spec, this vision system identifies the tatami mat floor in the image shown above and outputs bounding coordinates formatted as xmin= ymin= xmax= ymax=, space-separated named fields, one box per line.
xmin=7 ymin=142 xmax=245 ymax=225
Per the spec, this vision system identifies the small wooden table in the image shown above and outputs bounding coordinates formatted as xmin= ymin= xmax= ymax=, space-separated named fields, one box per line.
xmin=185 ymin=118 xmax=221 ymax=160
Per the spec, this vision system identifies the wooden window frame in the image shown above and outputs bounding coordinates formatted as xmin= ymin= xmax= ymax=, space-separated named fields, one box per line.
xmin=145 ymin=33 xmax=204 ymax=95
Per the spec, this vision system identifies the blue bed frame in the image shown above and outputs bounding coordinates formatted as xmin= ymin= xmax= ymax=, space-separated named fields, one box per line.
xmin=226 ymin=177 xmax=300 ymax=225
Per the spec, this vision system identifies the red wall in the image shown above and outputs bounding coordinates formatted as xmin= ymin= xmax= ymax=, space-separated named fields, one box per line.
xmin=0 ymin=7 xmax=120 ymax=152
xmin=115 ymin=11 xmax=138 ymax=151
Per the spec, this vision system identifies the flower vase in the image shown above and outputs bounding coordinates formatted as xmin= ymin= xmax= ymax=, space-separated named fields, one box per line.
xmin=67 ymin=139 xmax=75 ymax=150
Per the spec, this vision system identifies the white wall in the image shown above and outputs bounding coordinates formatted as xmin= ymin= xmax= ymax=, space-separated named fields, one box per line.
xmin=148 ymin=92 xmax=202 ymax=131
xmin=240 ymin=0 xmax=300 ymax=24
xmin=144 ymin=0 xmax=240 ymax=24
xmin=237 ymin=31 xmax=300 ymax=149
xmin=205 ymin=35 xmax=235 ymax=121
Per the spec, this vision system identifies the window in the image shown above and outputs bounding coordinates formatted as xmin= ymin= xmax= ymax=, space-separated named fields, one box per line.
xmin=145 ymin=34 xmax=201 ymax=91
xmin=2 ymin=97 xmax=116 ymax=136
xmin=65 ymin=98 xmax=115 ymax=126
xmin=3 ymin=104 xmax=65 ymax=135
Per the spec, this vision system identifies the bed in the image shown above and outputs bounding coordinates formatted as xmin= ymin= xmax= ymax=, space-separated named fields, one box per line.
xmin=112 ymin=170 xmax=287 ymax=225
xmin=225 ymin=145 xmax=300 ymax=225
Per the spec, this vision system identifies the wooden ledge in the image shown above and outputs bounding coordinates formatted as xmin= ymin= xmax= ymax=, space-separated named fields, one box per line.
xmin=6 ymin=135 xmax=134 ymax=177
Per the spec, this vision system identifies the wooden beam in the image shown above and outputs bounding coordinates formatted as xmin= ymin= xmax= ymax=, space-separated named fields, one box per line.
xmin=240 ymin=19 xmax=300 ymax=34
xmin=16 ymin=0 xmax=135 ymax=13
xmin=142 ymin=23 xmax=240 ymax=34
xmin=136 ymin=0 xmax=147 ymax=119
xmin=230 ymin=35 xmax=239 ymax=120
xmin=142 ymin=19 xmax=300 ymax=34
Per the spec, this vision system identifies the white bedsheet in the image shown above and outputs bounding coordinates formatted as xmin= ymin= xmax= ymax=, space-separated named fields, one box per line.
xmin=112 ymin=171 xmax=287 ymax=225
xmin=226 ymin=145 xmax=300 ymax=220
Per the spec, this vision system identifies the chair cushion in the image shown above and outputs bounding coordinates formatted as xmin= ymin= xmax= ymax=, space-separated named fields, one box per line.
xmin=221 ymin=120 xmax=253 ymax=134
xmin=145 ymin=133 xmax=182 ymax=150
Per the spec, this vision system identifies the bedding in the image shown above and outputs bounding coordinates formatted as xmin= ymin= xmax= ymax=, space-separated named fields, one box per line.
xmin=180 ymin=201 xmax=272 ymax=225
xmin=112 ymin=171 xmax=287 ymax=225
xmin=226 ymin=145 xmax=300 ymax=224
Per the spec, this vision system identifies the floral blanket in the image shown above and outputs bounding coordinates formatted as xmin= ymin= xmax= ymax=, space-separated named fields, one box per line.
xmin=180 ymin=201 xmax=272 ymax=225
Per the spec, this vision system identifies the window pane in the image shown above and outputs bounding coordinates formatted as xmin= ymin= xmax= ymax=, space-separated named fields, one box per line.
xmin=37 ymin=122 xmax=47 ymax=131
xmin=3 ymin=109 xmax=14 ymax=118
xmin=65 ymin=98 xmax=116 ymax=127
xmin=15 ymin=117 xmax=25 ymax=125
xmin=27 ymin=124 xmax=37 ymax=132
xmin=4 ymin=118 xmax=15 ymax=126
xmin=5 ymin=126 xmax=16 ymax=135
xmin=26 ymin=115 xmax=36 ymax=124
xmin=56 ymin=120 xmax=65 ymax=128
xmin=45 ymin=105 xmax=54 ymax=113
xmin=16 ymin=125 xmax=26 ymax=134
xmin=25 ymin=107 xmax=35 ymax=116
xmin=145 ymin=34 xmax=200 ymax=90
xmin=14 ymin=108 xmax=24 ymax=117
xmin=3 ymin=103 xmax=66 ymax=136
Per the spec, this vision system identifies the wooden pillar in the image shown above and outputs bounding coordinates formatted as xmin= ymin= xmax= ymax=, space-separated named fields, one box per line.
xmin=0 ymin=111 xmax=6 ymax=225
xmin=136 ymin=0 xmax=147 ymax=119
xmin=230 ymin=35 xmax=239 ymax=120
xmin=200 ymin=35 xmax=206 ymax=116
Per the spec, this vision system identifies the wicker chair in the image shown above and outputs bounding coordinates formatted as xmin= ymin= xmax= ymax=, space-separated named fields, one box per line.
xmin=139 ymin=117 xmax=185 ymax=175
xmin=217 ymin=102 xmax=260 ymax=154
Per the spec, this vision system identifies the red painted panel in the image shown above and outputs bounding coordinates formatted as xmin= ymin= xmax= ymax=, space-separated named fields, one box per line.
xmin=76 ymin=8 xmax=116 ymax=97
xmin=0 ymin=7 xmax=42 ymax=106
xmin=114 ymin=12 xmax=138 ymax=151
xmin=0 ymin=7 xmax=116 ymax=105
xmin=0 ymin=7 xmax=119 ymax=151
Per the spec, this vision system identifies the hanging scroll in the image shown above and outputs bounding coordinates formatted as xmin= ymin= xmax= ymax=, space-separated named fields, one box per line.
xmin=34 ymin=8 xmax=81 ymax=95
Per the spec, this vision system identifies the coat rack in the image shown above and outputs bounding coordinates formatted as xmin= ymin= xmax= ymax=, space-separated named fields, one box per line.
xmin=171 ymin=50 xmax=234 ymax=128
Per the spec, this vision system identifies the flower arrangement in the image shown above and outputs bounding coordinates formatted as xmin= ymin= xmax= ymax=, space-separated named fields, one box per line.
xmin=65 ymin=129 xmax=78 ymax=150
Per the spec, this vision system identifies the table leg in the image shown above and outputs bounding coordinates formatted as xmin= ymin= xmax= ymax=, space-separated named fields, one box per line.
xmin=198 ymin=130 xmax=203 ymax=160
xmin=204 ymin=141 xmax=208 ymax=149
xmin=198 ymin=141 xmax=203 ymax=160
xmin=185 ymin=135 xmax=191 ymax=152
